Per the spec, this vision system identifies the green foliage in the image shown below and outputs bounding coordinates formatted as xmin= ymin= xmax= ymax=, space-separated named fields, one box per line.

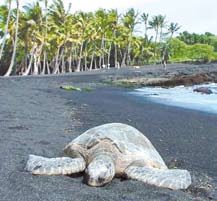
xmin=60 ymin=85 xmax=82 ymax=91
xmin=209 ymin=52 xmax=217 ymax=61
xmin=0 ymin=0 xmax=217 ymax=76
xmin=187 ymin=43 xmax=213 ymax=62
xmin=178 ymin=31 xmax=216 ymax=46
xmin=60 ymin=85 xmax=93 ymax=92
xmin=168 ymin=38 xmax=215 ymax=63
xmin=209 ymin=36 xmax=217 ymax=52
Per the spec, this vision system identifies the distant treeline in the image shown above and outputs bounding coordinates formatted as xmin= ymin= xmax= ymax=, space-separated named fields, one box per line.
xmin=0 ymin=0 xmax=217 ymax=76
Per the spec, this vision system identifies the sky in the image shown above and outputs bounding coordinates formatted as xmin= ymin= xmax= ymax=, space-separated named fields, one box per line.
xmin=5 ymin=0 xmax=217 ymax=35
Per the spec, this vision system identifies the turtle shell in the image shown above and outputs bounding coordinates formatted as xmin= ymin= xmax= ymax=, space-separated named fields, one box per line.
xmin=65 ymin=123 xmax=167 ymax=169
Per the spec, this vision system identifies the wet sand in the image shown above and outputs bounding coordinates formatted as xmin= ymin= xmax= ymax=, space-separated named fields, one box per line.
xmin=0 ymin=64 xmax=217 ymax=201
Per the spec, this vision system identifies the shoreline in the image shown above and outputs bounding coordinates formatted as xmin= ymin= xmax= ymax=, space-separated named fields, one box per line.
xmin=0 ymin=63 xmax=216 ymax=200
xmin=106 ymin=64 xmax=217 ymax=88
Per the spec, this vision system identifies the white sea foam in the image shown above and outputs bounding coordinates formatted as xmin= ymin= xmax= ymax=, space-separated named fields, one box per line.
xmin=132 ymin=83 xmax=217 ymax=114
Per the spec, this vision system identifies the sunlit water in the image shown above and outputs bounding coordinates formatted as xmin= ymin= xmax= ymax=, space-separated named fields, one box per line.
xmin=131 ymin=83 xmax=217 ymax=114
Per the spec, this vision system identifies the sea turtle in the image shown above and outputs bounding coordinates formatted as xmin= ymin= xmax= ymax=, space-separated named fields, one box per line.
xmin=26 ymin=123 xmax=191 ymax=190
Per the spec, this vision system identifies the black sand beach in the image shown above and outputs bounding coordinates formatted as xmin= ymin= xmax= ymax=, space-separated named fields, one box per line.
xmin=0 ymin=64 xmax=217 ymax=201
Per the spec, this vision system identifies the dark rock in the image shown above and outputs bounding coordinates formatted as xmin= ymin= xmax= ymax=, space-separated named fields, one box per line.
xmin=193 ymin=87 xmax=213 ymax=94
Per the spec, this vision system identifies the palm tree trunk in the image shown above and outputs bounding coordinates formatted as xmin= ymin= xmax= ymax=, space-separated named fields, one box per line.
xmin=23 ymin=55 xmax=33 ymax=76
xmin=41 ymin=0 xmax=48 ymax=75
xmin=73 ymin=46 xmax=78 ymax=69
xmin=107 ymin=43 xmax=112 ymax=69
xmin=33 ymin=45 xmax=42 ymax=75
xmin=145 ymin=22 xmax=147 ymax=37
xmin=61 ymin=47 xmax=66 ymax=73
xmin=121 ymin=52 xmax=127 ymax=67
xmin=89 ymin=42 xmax=95 ymax=70
xmin=102 ymin=37 xmax=105 ymax=67
xmin=41 ymin=50 xmax=47 ymax=74
xmin=24 ymin=41 xmax=29 ymax=72
xmin=99 ymin=55 xmax=102 ymax=68
xmin=4 ymin=0 xmax=19 ymax=76
xmin=33 ymin=54 xmax=38 ymax=75
xmin=46 ymin=61 xmax=50 ymax=74
xmin=153 ymin=30 xmax=158 ymax=64
xmin=83 ymin=44 xmax=87 ymax=71
xmin=76 ymin=41 xmax=83 ymax=72
xmin=68 ymin=46 xmax=73 ymax=73
xmin=90 ymin=51 xmax=94 ymax=70
xmin=159 ymin=28 xmax=163 ymax=43
xmin=57 ymin=48 xmax=64 ymax=73
xmin=127 ymin=42 xmax=131 ymax=66
xmin=0 ymin=0 xmax=12 ymax=61
xmin=53 ymin=46 xmax=61 ymax=74
xmin=114 ymin=43 xmax=118 ymax=68
xmin=23 ymin=45 xmax=36 ymax=76
xmin=121 ymin=44 xmax=129 ymax=67
xmin=94 ymin=58 xmax=97 ymax=69
xmin=84 ymin=55 xmax=87 ymax=71
xmin=99 ymin=37 xmax=105 ymax=68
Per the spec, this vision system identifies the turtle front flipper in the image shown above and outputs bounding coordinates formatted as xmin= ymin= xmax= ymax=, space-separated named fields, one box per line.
xmin=124 ymin=166 xmax=191 ymax=190
xmin=25 ymin=154 xmax=86 ymax=175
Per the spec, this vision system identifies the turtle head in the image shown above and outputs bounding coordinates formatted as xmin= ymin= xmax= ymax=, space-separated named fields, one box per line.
xmin=85 ymin=155 xmax=115 ymax=187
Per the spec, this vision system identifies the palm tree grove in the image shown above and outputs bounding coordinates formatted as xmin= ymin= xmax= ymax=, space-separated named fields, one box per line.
xmin=0 ymin=0 xmax=217 ymax=76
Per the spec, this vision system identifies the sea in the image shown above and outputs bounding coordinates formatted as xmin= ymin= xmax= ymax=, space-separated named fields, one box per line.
xmin=131 ymin=83 xmax=217 ymax=114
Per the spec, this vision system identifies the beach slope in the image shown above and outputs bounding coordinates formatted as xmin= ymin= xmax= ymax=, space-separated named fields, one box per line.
xmin=0 ymin=64 xmax=216 ymax=201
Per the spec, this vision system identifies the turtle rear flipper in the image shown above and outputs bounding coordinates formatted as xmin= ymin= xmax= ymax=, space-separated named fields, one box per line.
xmin=125 ymin=166 xmax=191 ymax=190
xmin=26 ymin=154 xmax=86 ymax=175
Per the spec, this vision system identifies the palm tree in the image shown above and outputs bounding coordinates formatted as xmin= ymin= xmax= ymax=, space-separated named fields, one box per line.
xmin=168 ymin=22 xmax=181 ymax=38
xmin=22 ymin=1 xmax=43 ymax=75
xmin=74 ymin=11 xmax=88 ymax=71
xmin=4 ymin=0 xmax=19 ymax=76
xmin=0 ymin=0 xmax=12 ymax=61
xmin=19 ymin=1 xmax=44 ymax=76
xmin=141 ymin=12 xmax=153 ymax=65
xmin=48 ymin=0 xmax=71 ymax=73
xmin=161 ymin=22 xmax=181 ymax=68
xmin=95 ymin=9 xmax=109 ymax=68
xmin=0 ymin=0 xmax=193 ymax=76
xmin=107 ymin=9 xmax=119 ymax=67
xmin=149 ymin=16 xmax=160 ymax=42
xmin=141 ymin=12 xmax=149 ymax=37
xmin=158 ymin=15 xmax=166 ymax=43
xmin=39 ymin=0 xmax=48 ymax=74
xmin=148 ymin=15 xmax=164 ymax=63
xmin=121 ymin=8 xmax=139 ymax=67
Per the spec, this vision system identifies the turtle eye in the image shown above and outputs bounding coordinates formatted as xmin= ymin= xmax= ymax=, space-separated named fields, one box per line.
xmin=33 ymin=165 xmax=42 ymax=170
xmin=97 ymin=177 xmax=105 ymax=184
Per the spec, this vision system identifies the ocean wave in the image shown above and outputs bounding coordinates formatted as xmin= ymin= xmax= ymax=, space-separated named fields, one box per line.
xmin=131 ymin=83 xmax=217 ymax=114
